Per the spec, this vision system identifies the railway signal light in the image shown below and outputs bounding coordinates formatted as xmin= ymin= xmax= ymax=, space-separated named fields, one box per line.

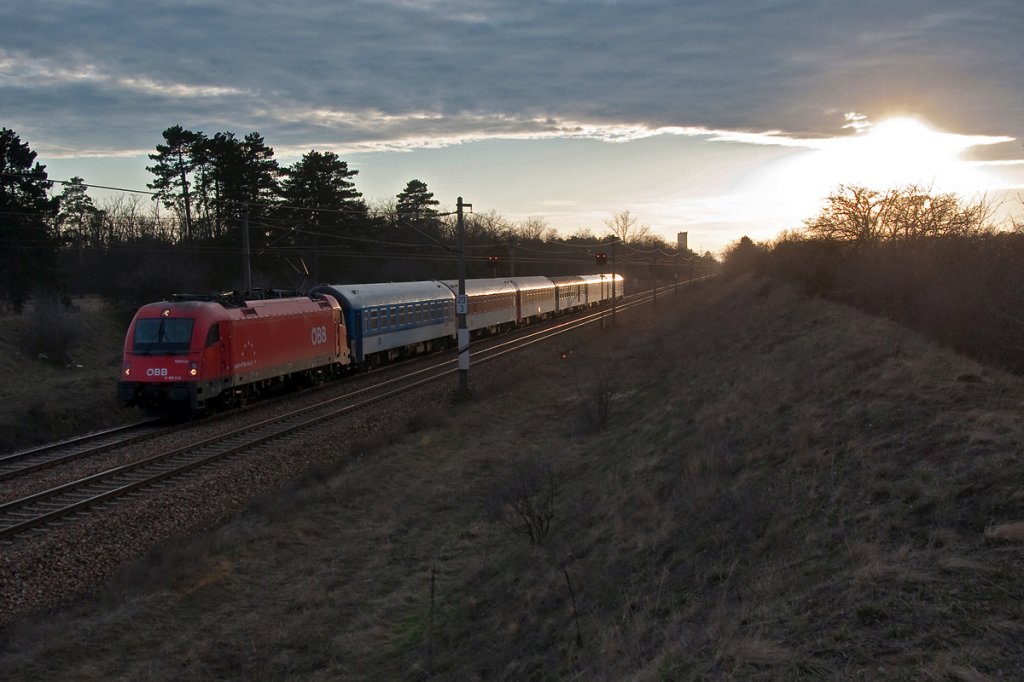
xmin=595 ymin=253 xmax=607 ymax=266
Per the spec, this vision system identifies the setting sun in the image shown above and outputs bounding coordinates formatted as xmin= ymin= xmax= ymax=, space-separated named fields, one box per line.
xmin=754 ymin=115 xmax=1013 ymax=222
xmin=831 ymin=117 xmax=985 ymax=189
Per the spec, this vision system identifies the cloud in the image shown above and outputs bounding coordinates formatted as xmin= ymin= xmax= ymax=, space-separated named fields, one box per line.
xmin=0 ymin=0 xmax=1020 ymax=161
xmin=0 ymin=53 xmax=250 ymax=99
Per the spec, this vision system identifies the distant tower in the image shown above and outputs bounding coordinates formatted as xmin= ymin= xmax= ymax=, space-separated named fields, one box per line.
xmin=677 ymin=232 xmax=688 ymax=252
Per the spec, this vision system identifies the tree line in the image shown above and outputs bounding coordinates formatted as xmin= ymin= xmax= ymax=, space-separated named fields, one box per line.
xmin=723 ymin=183 xmax=1024 ymax=374
xmin=1 ymin=126 xmax=711 ymax=312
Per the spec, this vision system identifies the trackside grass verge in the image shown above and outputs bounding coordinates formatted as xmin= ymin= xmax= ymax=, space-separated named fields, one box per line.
xmin=0 ymin=299 xmax=136 ymax=454
xmin=2 ymin=275 xmax=1023 ymax=680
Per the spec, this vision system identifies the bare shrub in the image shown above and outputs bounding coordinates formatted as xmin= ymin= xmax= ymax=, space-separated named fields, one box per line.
xmin=489 ymin=459 xmax=559 ymax=544
xmin=21 ymin=296 xmax=84 ymax=365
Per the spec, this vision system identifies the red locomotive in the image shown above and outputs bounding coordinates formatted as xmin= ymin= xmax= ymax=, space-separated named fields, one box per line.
xmin=117 ymin=291 xmax=350 ymax=411
xmin=119 ymin=274 xmax=624 ymax=413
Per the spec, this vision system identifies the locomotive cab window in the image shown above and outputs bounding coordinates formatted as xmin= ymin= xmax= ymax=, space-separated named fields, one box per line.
xmin=205 ymin=324 xmax=220 ymax=347
xmin=133 ymin=318 xmax=195 ymax=354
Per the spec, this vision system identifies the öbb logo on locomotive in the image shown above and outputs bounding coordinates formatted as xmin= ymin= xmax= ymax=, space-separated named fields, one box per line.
xmin=116 ymin=274 xmax=623 ymax=412
xmin=310 ymin=325 xmax=329 ymax=346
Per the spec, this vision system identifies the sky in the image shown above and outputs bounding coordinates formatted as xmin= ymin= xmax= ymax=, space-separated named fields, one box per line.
xmin=2 ymin=0 xmax=1022 ymax=254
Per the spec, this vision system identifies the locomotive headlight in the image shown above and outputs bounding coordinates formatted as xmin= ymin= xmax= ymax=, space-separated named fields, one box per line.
xmin=189 ymin=362 xmax=198 ymax=377
xmin=123 ymin=364 xmax=131 ymax=377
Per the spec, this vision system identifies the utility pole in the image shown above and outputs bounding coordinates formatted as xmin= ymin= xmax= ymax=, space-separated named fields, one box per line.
xmin=611 ymin=240 xmax=617 ymax=324
xmin=241 ymin=209 xmax=252 ymax=291
xmin=674 ymin=252 xmax=680 ymax=295
xmin=651 ymin=257 xmax=657 ymax=307
xmin=456 ymin=197 xmax=472 ymax=396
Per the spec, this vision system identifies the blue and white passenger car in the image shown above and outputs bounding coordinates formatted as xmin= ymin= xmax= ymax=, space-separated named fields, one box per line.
xmin=312 ymin=281 xmax=456 ymax=364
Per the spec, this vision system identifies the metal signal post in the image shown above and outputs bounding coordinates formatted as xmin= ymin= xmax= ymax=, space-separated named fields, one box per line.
xmin=457 ymin=197 xmax=472 ymax=395
xmin=241 ymin=210 xmax=252 ymax=291
xmin=611 ymin=240 xmax=617 ymax=323
xmin=596 ymin=251 xmax=607 ymax=329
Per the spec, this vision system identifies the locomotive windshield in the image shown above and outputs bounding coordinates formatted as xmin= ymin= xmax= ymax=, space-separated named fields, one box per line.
xmin=132 ymin=318 xmax=195 ymax=354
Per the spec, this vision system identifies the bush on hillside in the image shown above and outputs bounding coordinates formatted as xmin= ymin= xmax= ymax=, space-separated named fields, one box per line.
xmin=21 ymin=296 xmax=84 ymax=366
xmin=720 ymin=236 xmax=766 ymax=279
xmin=489 ymin=458 xmax=559 ymax=545
xmin=760 ymin=184 xmax=1024 ymax=373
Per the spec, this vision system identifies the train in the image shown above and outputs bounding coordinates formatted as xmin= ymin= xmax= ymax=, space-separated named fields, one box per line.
xmin=116 ymin=273 xmax=623 ymax=412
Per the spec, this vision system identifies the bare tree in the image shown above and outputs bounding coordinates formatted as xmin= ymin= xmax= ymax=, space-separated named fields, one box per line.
xmin=465 ymin=209 xmax=512 ymax=242
xmin=513 ymin=216 xmax=549 ymax=242
xmin=876 ymin=184 xmax=991 ymax=241
xmin=564 ymin=227 xmax=597 ymax=243
xmin=805 ymin=184 xmax=992 ymax=245
xmin=105 ymin=197 xmax=173 ymax=242
xmin=604 ymin=209 xmax=651 ymax=244
xmin=804 ymin=185 xmax=888 ymax=244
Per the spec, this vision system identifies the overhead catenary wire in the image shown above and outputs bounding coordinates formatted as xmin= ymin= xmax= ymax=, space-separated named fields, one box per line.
xmin=4 ymin=171 xmax=704 ymax=264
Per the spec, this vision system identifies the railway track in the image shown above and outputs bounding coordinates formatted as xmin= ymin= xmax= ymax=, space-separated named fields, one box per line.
xmin=0 ymin=419 xmax=168 ymax=483
xmin=0 ymin=276 xmax=712 ymax=543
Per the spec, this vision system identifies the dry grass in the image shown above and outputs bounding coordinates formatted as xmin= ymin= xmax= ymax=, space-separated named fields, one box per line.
xmin=0 ymin=299 xmax=136 ymax=453
xmin=3 ymin=275 xmax=1024 ymax=680
xmin=984 ymin=521 xmax=1024 ymax=544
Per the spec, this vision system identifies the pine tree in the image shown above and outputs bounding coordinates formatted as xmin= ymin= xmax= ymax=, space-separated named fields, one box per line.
xmin=396 ymin=179 xmax=439 ymax=218
xmin=56 ymin=176 xmax=102 ymax=249
xmin=206 ymin=131 xmax=282 ymax=235
xmin=146 ymin=125 xmax=206 ymax=243
xmin=279 ymin=150 xmax=368 ymax=279
xmin=395 ymin=179 xmax=442 ymax=242
xmin=281 ymin=150 xmax=365 ymax=216
xmin=0 ymin=128 xmax=57 ymax=312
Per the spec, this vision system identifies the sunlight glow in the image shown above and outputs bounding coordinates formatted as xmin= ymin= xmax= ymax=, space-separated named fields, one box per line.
xmin=758 ymin=116 xmax=1009 ymax=219
xmin=674 ymin=115 xmax=1024 ymax=249
xmin=828 ymin=117 xmax=980 ymax=188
